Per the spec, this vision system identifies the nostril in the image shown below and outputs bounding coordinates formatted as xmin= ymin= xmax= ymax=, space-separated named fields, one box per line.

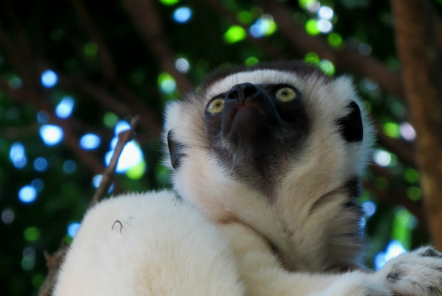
xmin=244 ymin=85 xmax=257 ymax=98
xmin=228 ymin=90 xmax=239 ymax=100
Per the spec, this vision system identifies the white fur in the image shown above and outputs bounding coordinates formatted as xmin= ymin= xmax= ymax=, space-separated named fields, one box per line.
xmin=53 ymin=191 xmax=245 ymax=296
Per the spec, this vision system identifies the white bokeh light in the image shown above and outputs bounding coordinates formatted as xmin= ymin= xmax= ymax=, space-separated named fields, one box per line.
xmin=317 ymin=20 xmax=332 ymax=33
xmin=318 ymin=6 xmax=334 ymax=20
xmin=175 ymin=58 xmax=190 ymax=73
xmin=400 ymin=122 xmax=416 ymax=141
xmin=39 ymin=125 xmax=63 ymax=146
xmin=373 ymin=150 xmax=391 ymax=167
xmin=105 ymin=141 xmax=143 ymax=173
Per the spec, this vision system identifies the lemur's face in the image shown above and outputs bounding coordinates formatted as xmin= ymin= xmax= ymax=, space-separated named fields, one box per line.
xmin=165 ymin=62 xmax=369 ymax=196
xmin=202 ymin=82 xmax=310 ymax=192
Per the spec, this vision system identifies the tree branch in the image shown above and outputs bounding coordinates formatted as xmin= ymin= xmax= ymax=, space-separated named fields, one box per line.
xmin=390 ymin=0 xmax=442 ymax=250
xmin=118 ymin=0 xmax=192 ymax=93
xmin=263 ymin=1 xmax=404 ymax=97
xmin=367 ymin=164 xmax=425 ymax=226
xmin=69 ymin=0 xmax=117 ymax=83
xmin=90 ymin=115 xmax=139 ymax=207
xmin=57 ymin=73 xmax=162 ymax=138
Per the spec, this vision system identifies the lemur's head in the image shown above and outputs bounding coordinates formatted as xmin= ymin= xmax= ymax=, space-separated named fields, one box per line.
xmin=163 ymin=61 xmax=374 ymax=271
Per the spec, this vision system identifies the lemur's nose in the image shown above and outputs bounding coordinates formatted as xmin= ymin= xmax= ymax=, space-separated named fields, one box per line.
xmin=227 ymin=83 xmax=257 ymax=103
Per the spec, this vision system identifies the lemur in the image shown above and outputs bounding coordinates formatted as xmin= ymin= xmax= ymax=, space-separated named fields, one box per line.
xmin=54 ymin=62 xmax=442 ymax=296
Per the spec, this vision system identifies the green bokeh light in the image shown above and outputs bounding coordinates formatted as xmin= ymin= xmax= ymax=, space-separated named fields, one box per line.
xmin=84 ymin=42 xmax=98 ymax=57
xmin=383 ymin=122 xmax=400 ymax=138
xmin=126 ymin=160 xmax=146 ymax=180
xmin=264 ymin=19 xmax=277 ymax=36
xmin=305 ymin=19 xmax=320 ymax=36
xmin=158 ymin=72 xmax=177 ymax=94
xmin=328 ymin=33 xmax=342 ymax=47
xmin=21 ymin=257 xmax=35 ymax=271
xmin=238 ymin=11 xmax=253 ymax=24
xmin=103 ymin=112 xmax=118 ymax=128
xmin=24 ymin=227 xmax=40 ymax=241
xmin=299 ymin=0 xmax=318 ymax=9
xmin=404 ymin=168 xmax=419 ymax=184
xmin=224 ymin=26 xmax=247 ymax=43
xmin=318 ymin=60 xmax=335 ymax=75
xmin=392 ymin=208 xmax=413 ymax=250
xmin=374 ymin=177 xmax=388 ymax=191
xmin=159 ymin=0 xmax=179 ymax=5
xmin=245 ymin=56 xmax=259 ymax=66
xmin=407 ymin=186 xmax=422 ymax=201
xmin=32 ymin=274 xmax=45 ymax=289
xmin=304 ymin=52 xmax=319 ymax=64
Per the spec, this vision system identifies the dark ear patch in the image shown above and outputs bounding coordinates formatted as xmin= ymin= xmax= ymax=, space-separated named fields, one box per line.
xmin=336 ymin=101 xmax=363 ymax=142
xmin=167 ymin=130 xmax=184 ymax=169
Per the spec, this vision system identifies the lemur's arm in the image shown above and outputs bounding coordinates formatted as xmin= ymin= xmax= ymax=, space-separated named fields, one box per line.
xmin=220 ymin=223 xmax=442 ymax=296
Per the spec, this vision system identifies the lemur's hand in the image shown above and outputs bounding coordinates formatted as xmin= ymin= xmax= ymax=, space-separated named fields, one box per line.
xmin=372 ymin=246 xmax=442 ymax=296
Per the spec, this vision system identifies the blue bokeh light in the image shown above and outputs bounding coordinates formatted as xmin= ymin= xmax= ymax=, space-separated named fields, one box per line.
xmin=249 ymin=16 xmax=275 ymax=38
xmin=173 ymin=7 xmax=192 ymax=23
xmin=80 ymin=133 xmax=101 ymax=150
xmin=63 ymin=160 xmax=77 ymax=174
xmin=362 ymin=201 xmax=377 ymax=217
xmin=67 ymin=222 xmax=81 ymax=238
xmin=55 ymin=96 xmax=75 ymax=119
xmin=19 ymin=185 xmax=37 ymax=203
xmin=9 ymin=142 xmax=27 ymax=169
xmin=92 ymin=174 xmax=102 ymax=188
xmin=33 ymin=157 xmax=48 ymax=172
xmin=41 ymin=70 xmax=58 ymax=88
xmin=37 ymin=111 xmax=50 ymax=123
xmin=114 ymin=120 xmax=131 ymax=136
xmin=374 ymin=240 xmax=406 ymax=270
xmin=39 ymin=125 xmax=63 ymax=146
xmin=105 ymin=141 xmax=143 ymax=173
xmin=31 ymin=179 xmax=44 ymax=192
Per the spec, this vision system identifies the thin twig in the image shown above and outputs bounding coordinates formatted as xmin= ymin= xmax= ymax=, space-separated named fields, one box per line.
xmin=38 ymin=240 xmax=69 ymax=296
xmin=37 ymin=115 xmax=139 ymax=296
xmin=90 ymin=115 xmax=140 ymax=207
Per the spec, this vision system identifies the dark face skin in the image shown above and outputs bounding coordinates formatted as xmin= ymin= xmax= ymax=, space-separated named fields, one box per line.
xmin=203 ymin=83 xmax=310 ymax=195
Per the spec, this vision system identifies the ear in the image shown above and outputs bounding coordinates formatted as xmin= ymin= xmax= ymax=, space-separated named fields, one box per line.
xmin=336 ymin=101 xmax=363 ymax=143
xmin=167 ymin=130 xmax=184 ymax=169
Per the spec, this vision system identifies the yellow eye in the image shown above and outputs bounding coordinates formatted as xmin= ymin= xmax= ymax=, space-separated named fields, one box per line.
xmin=275 ymin=87 xmax=297 ymax=102
xmin=207 ymin=98 xmax=225 ymax=114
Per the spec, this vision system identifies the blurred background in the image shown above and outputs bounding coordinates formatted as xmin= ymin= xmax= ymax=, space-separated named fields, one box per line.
xmin=1 ymin=0 xmax=441 ymax=295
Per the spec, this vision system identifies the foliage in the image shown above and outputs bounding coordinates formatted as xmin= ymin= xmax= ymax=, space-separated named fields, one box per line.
xmin=0 ymin=0 xmax=438 ymax=295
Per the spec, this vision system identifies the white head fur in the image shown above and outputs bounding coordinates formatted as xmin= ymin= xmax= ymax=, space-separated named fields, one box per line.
xmin=163 ymin=61 xmax=374 ymax=272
